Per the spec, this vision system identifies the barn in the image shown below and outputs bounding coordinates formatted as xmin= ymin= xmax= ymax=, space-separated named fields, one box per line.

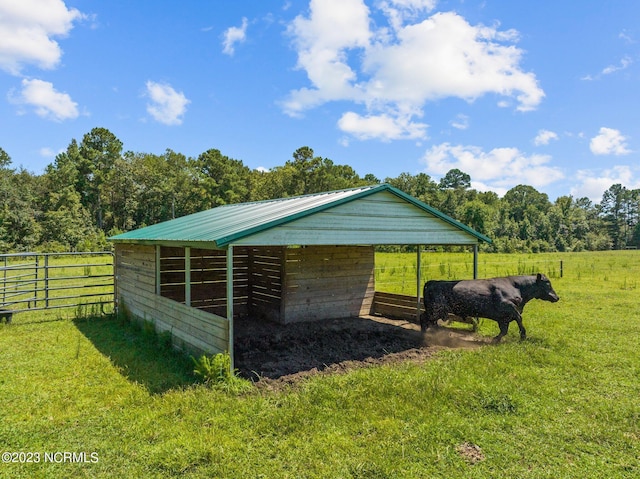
xmin=109 ymin=184 xmax=491 ymax=367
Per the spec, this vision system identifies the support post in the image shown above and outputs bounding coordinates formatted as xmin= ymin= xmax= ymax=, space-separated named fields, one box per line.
xmin=416 ymin=245 xmax=422 ymax=324
xmin=226 ymin=245 xmax=234 ymax=370
xmin=185 ymin=247 xmax=191 ymax=307
xmin=473 ymin=243 xmax=478 ymax=279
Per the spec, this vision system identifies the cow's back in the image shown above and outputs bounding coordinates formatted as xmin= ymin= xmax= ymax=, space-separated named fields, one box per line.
xmin=424 ymin=278 xmax=515 ymax=320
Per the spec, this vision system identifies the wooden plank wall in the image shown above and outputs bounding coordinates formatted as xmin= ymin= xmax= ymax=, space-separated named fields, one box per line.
xmin=159 ymin=247 xmax=249 ymax=318
xmin=372 ymin=291 xmax=422 ymax=322
xmin=248 ymin=246 xmax=284 ymax=322
xmin=282 ymin=245 xmax=374 ymax=323
xmin=115 ymin=244 xmax=229 ymax=356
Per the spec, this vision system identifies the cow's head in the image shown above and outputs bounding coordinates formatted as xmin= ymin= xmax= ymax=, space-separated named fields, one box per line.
xmin=536 ymin=273 xmax=560 ymax=302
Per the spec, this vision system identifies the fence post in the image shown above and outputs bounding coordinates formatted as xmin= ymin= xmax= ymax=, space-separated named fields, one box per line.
xmin=560 ymin=260 xmax=563 ymax=278
xmin=2 ymin=256 xmax=6 ymax=305
xmin=44 ymin=254 xmax=49 ymax=308
xmin=34 ymin=255 xmax=39 ymax=309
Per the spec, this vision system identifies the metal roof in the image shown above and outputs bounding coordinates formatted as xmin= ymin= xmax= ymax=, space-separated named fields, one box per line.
xmin=109 ymin=184 xmax=491 ymax=247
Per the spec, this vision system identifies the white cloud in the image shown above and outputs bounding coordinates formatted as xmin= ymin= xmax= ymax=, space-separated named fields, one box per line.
xmin=571 ymin=166 xmax=640 ymax=202
xmin=602 ymin=56 xmax=632 ymax=75
xmin=590 ymin=127 xmax=631 ymax=155
xmin=145 ymin=81 xmax=190 ymax=125
xmin=39 ymin=147 xmax=55 ymax=157
xmin=284 ymin=2 xmax=543 ymax=141
xmin=450 ymin=113 xmax=469 ymax=130
xmin=422 ymin=142 xmax=564 ymax=194
xmin=0 ymin=0 xmax=84 ymax=74
xmin=618 ymin=29 xmax=635 ymax=44
xmin=534 ymin=129 xmax=558 ymax=146
xmin=582 ymin=56 xmax=633 ymax=81
xmin=338 ymin=111 xmax=427 ymax=140
xmin=284 ymin=0 xmax=371 ymax=115
xmin=10 ymin=78 xmax=79 ymax=121
xmin=222 ymin=17 xmax=248 ymax=56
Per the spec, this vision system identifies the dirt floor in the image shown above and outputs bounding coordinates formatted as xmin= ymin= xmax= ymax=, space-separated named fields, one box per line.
xmin=233 ymin=315 xmax=491 ymax=387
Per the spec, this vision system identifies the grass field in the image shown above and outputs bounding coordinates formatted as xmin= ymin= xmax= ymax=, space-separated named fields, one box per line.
xmin=1 ymin=251 xmax=639 ymax=478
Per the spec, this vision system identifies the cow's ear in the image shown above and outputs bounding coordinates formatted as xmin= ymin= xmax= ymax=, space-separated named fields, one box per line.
xmin=536 ymin=273 xmax=542 ymax=282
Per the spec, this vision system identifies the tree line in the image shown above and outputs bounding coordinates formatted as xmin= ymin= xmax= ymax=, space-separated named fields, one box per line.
xmin=1 ymin=127 xmax=639 ymax=253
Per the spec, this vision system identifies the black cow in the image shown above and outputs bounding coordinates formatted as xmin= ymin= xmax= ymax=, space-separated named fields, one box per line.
xmin=421 ymin=273 xmax=559 ymax=342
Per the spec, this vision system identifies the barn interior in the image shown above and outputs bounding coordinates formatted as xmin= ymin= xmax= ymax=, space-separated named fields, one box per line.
xmin=156 ymin=243 xmax=482 ymax=380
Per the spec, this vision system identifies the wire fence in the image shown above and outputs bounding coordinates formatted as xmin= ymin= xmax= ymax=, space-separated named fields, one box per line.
xmin=0 ymin=252 xmax=114 ymax=317
xmin=375 ymin=252 xmax=564 ymax=296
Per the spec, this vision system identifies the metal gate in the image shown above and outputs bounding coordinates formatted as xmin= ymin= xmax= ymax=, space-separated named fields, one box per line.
xmin=0 ymin=252 xmax=114 ymax=317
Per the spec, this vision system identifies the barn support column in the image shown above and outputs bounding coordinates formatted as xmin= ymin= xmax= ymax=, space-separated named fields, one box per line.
xmin=416 ymin=245 xmax=422 ymax=324
xmin=473 ymin=244 xmax=478 ymax=279
xmin=226 ymin=245 xmax=234 ymax=370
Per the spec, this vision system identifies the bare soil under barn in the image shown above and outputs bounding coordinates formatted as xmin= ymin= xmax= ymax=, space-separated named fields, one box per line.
xmin=234 ymin=315 xmax=491 ymax=388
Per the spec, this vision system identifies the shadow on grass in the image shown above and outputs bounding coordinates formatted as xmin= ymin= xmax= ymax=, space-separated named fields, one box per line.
xmin=73 ymin=314 xmax=197 ymax=394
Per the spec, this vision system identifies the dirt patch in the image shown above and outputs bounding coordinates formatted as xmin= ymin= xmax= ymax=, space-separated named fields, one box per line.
xmin=456 ymin=442 xmax=485 ymax=464
xmin=234 ymin=315 xmax=490 ymax=388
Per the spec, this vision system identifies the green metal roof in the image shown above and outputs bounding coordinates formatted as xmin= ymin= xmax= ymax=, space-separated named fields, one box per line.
xmin=109 ymin=184 xmax=491 ymax=247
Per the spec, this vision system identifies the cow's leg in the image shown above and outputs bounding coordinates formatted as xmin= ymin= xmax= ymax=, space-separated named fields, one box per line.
xmin=493 ymin=320 xmax=509 ymax=343
xmin=420 ymin=312 xmax=428 ymax=333
xmin=514 ymin=313 xmax=526 ymax=341
xmin=421 ymin=303 xmax=440 ymax=333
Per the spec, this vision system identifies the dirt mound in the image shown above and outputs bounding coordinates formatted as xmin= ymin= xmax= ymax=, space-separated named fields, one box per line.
xmin=234 ymin=315 xmax=489 ymax=388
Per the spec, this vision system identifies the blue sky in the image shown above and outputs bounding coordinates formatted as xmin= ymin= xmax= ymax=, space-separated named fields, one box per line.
xmin=1 ymin=0 xmax=639 ymax=202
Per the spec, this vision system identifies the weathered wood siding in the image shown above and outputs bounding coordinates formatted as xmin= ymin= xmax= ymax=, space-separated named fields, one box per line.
xmin=232 ymin=190 xmax=477 ymax=246
xmin=159 ymin=246 xmax=250 ymax=318
xmin=281 ymin=245 xmax=374 ymax=323
xmin=372 ymin=291 xmax=423 ymax=322
xmin=248 ymin=246 xmax=284 ymax=322
xmin=115 ymin=243 xmax=229 ymax=356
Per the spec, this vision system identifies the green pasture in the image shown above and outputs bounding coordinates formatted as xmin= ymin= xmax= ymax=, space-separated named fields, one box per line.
xmin=1 ymin=251 xmax=639 ymax=478
xmin=375 ymin=250 xmax=639 ymax=295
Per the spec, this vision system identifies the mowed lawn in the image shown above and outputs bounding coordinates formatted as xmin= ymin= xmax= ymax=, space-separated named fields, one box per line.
xmin=0 ymin=251 xmax=639 ymax=478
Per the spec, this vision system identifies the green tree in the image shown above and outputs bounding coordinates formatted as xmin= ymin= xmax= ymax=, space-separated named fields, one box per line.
xmin=195 ymin=149 xmax=251 ymax=207
xmin=600 ymin=184 xmax=629 ymax=249
xmin=40 ymin=186 xmax=94 ymax=250
xmin=439 ymin=168 xmax=471 ymax=190
xmin=0 ymin=167 xmax=42 ymax=251
xmin=384 ymin=172 xmax=439 ymax=205
xmin=77 ymin=127 xmax=124 ymax=230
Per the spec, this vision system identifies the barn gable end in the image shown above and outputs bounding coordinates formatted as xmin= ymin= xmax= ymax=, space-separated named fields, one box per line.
xmin=232 ymin=190 xmax=475 ymax=246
